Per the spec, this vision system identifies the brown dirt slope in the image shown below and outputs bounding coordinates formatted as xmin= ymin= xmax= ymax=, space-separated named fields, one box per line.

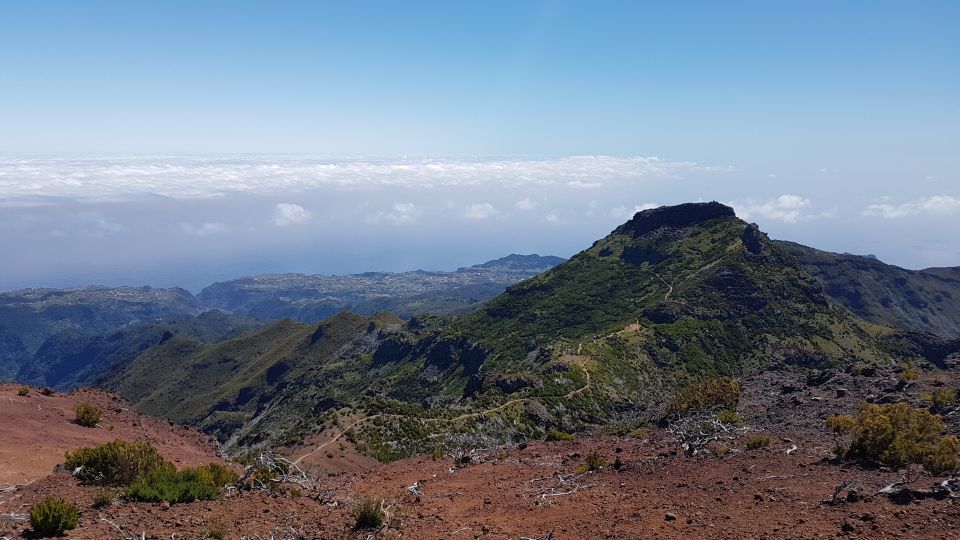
xmin=0 ymin=384 xmax=221 ymax=485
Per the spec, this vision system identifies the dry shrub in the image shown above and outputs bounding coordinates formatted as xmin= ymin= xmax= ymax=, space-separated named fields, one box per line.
xmin=667 ymin=377 xmax=741 ymax=416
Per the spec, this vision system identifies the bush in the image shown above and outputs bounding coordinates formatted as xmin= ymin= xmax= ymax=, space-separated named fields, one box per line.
xmin=73 ymin=403 xmax=102 ymax=427
xmin=576 ymin=451 xmax=606 ymax=473
xmin=545 ymin=428 xmax=575 ymax=441
xmin=29 ymin=498 xmax=78 ymax=537
xmin=91 ymin=490 xmax=113 ymax=509
xmin=353 ymin=497 xmax=387 ymax=530
xmin=928 ymin=388 xmax=958 ymax=409
xmin=746 ymin=436 xmax=770 ymax=450
xmin=667 ymin=377 xmax=741 ymax=416
xmin=39 ymin=387 xmax=54 ymax=396
xmin=64 ymin=439 xmax=171 ymax=486
xmin=898 ymin=362 xmax=919 ymax=382
xmin=17 ymin=386 xmax=29 ymax=396
xmin=198 ymin=520 xmax=228 ymax=540
xmin=714 ymin=409 xmax=742 ymax=426
xmin=124 ymin=463 xmax=237 ymax=504
xmin=828 ymin=402 xmax=959 ymax=475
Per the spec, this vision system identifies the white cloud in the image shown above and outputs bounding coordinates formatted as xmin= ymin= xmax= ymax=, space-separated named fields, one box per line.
xmin=369 ymin=202 xmax=421 ymax=225
xmin=515 ymin=198 xmax=538 ymax=210
xmin=733 ymin=194 xmax=812 ymax=223
xmin=567 ymin=180 xmax=602 ymax=189
xmin=544 ymin=213 xmax=560 ymax=223
xmin=0 ymin=155 xmax=729 ymax=202
xmin=272 ymin=203 xmax=312 ymax=226
xmin=181 ymin=222 xmax=227 ymax=236
xmin=462 ymin=203 xmax=500 ymax=220
xmin=610 ymin=203 xmax=659 ymax=221
xmin=862 ymin=195 xmax=960 ymax=219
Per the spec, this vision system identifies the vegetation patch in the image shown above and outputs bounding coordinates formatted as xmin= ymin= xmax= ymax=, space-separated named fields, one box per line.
xmin=73 ymin=402 xmax=102 ymax=427
xmin=29 ymin=497 xmax=78 ymax=537
xmin=353 ymin=497 xmax=388 ymax=530
xmin=545 ymin=428 xmax=575 ymax=441
xmin=125 ymin=463 xmax=236 ymax=504
xmin=667 ymin=377 xmax=741 ymax=416
xmin=828 ymin=402 xmax=959 ymax=475
xmin=746 ymin=435 xmax=770 ymax=450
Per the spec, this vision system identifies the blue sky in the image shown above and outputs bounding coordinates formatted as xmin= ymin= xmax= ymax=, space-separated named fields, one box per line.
xmin=0 ymin=1 xmax=958 ymax=290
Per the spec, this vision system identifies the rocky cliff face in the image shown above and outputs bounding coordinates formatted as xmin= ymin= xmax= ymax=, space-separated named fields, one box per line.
xmin=613 ymin=202 xmax=736 ymax=237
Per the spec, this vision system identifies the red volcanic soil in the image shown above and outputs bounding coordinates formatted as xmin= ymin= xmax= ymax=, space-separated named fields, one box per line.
xmin=2 ymin=367 xmax=960 ymax=539
xmin=0 ymin=384 xmax=222 ymax=485
xmin=3 ymin=431 xmax=959 ymax=538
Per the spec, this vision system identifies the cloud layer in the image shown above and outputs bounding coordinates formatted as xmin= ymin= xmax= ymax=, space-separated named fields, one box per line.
xmin=862 ymin=195 xmax=960 ymax=219
xmin=0 ymin=155 xmax=727 ymax=203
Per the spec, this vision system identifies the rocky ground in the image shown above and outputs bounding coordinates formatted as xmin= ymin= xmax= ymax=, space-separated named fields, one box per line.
xmin=2 ymin=364 xmax=959 ymax=539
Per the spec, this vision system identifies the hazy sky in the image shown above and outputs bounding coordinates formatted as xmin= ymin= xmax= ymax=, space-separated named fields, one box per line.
xmin=1 ymin=2 xmax=957 ymax=291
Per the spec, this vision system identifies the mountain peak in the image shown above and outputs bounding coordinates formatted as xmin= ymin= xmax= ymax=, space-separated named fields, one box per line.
xmin=614 ymin=201 xmax=736 ymax=237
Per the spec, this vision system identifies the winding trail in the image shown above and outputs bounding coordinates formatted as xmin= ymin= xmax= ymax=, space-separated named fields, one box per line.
xmin=291 ymin=360 xmax=593 ymax=465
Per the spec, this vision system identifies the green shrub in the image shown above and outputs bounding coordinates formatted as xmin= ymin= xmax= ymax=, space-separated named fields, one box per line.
xmin=746 ymin=436 xmax=770 ymax=450
xmin=64 ymin=439 xmax=171 ymax=486
xmin=73 ymin=403 xmax=102 ymax=427
xmin=576 ymin=451 xmax=606 ymax=473
xmin=91 ymin=489 xmax=113 ymax=509
xmin=353 ymin=497 xmax=387 ymax=530
xmin=17 ymin=386 xmax=29 ymax=396
xmin=667 ymin=377 xmax=741 ymax=416
xmin=545 ymin=428 xmax=575 ymax=441
xmin=928 ymin=388 xmax=958 ymax=409
xmin=124 ymin=463 xmax=237 ymax=504
xmin=198 ymin=520 xmax=228 ymax=540
xmin=29 ymin=498 xmax=78 ymax=537
xmin=715 ymin=409 xmax=742 ymax=426
xmin=830 ymin=402 xmax=959 ymax=474
xmin=898 ymin=362 xmax=919 ymax=382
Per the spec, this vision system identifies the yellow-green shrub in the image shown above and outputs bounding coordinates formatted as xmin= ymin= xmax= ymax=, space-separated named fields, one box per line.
xmin=667 ymin=377 xmax=741 ymax=416
xmin=73 ymin=403 xmax=102 ymax=427
xmin=576 ymin=451 xmax=606 ymax=473
xmin=64 ymin=439 xmax=171 ymax=486
xmin=545 ymin=428 xmax=575 ymax=441
xmin=29 ymin=498 xmax=78 ymax=537
xmin=830 ymin=402 xmax=959 ymax=475
xmin=746 ymin=436 xmax=770 ymax=450
xmin=928 ymin=388 xmax=958 ymax=409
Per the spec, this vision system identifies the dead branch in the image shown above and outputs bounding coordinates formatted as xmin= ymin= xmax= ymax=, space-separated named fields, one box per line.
xmin=666 ymin=411 xmax=747 ymax=455
xmin=0 ymin=479 xmax=34 ymax=494
xmin=523 ymin=471 xmax=595 ymax=505
xmin=235 ymin=450 xmax=324 ymax=495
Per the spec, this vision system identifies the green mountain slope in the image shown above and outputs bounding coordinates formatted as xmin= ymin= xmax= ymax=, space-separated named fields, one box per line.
xmin=778 ymin=241 xmax=960 ymax=338
xmin=99 ymin=203 xmax=956 ymax=460
xmin=97 ymin=312 xmax=404 ymax=443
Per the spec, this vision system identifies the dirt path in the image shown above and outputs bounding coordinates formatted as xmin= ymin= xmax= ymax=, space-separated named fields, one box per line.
xmin=291 ymin=414 xmax=383 ymax=466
